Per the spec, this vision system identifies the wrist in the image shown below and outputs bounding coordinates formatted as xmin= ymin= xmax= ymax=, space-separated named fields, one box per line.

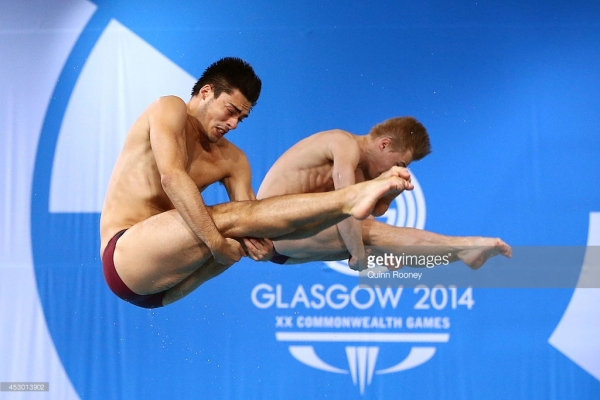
xmin=205 ymin=234 xmax=226 ymax=250
xmin=352 ymin=248 xmax=366 ymax=258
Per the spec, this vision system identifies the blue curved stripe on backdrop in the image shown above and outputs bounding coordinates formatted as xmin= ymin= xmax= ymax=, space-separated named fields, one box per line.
xmin=30 ymin=7 xmax=114 ymax=399
xmin=26 ymin=1 xmax=600 ymax=399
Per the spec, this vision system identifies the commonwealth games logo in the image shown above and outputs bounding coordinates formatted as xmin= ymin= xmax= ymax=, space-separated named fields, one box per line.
xmin=278 ymin=331 xmax=448 ymax=395
xmin=257 ymin=177 xmax=451 ymax=395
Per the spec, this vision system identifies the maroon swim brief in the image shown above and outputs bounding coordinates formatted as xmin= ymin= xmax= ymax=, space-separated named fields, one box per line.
xmin=102 ymin=229 xmax=166 ymax=309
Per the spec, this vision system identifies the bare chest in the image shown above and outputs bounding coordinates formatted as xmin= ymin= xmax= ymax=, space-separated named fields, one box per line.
xmin=186 ymin=143 xmax=230 ymax=190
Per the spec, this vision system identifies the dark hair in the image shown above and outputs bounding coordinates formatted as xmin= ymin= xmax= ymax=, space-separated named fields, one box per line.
xmin=369 ymin=117 xmax=432 ymax=160
xmin=191 ymin=57 xmax=262 ymax=105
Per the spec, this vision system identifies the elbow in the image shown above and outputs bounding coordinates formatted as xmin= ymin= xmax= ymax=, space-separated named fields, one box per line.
xmin=160 ymin=170 xmax=178 ymax=192
xmin=332 ymin=170 xmax=352 ymax=189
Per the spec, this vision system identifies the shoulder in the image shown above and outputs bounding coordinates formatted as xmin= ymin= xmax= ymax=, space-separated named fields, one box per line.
xmin=282 ymin=129 xmax=359 ymax=162
xmin=311 ymin=129 xmax=358 ymax=147
xmin=154 ymin=95 xmax=187 ymax=108
xmin=147 ymin=96 xmax=188 ymax=120
xmin=317 ymin=129 xmax=360 ymax=153
xmin=293 ymin=129 xmax=357 ymax=149
xmin=143 ymin=96 xmax=189 ymax=133
xmin=313 ymin=128 xmax=353 ymax=139
xmin=216 ymin=137 xmax=250 ymax=165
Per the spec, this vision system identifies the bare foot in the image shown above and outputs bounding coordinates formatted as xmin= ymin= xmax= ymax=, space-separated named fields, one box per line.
xmin=350 ymin=177 xmax=410 ymax=220
xmin=372 ymin=169 xmax=414 ymax=216
xmin=457 ymin=238 xmax=512 ymax=270
xmin=379 ymin=166 xmax=412 ymax=182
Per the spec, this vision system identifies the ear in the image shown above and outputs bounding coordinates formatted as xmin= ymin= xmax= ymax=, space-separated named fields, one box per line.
xmin=379 ymin=137 xmax=392 ymax=151
xmin=199 ymin=84 xmax=213 ymax=100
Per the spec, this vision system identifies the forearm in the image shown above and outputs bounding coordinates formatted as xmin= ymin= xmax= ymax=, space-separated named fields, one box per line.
xmin=338 ymin=217 xmax=365 ymax=259
xmin=161 ymin=170 xmax=224 ymax=247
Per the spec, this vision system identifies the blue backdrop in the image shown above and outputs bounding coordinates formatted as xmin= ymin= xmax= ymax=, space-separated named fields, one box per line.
xmin=1 ymin=0 xmax=599 ymax=399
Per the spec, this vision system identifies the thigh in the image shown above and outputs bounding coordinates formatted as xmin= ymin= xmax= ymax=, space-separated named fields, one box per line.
xmin=162 ymin=258 xmax=231 ymax=306
xmin=113 ymin=209 xmax=212 ymax=295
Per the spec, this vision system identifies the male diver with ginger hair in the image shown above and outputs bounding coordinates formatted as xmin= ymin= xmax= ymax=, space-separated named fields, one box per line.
xmin=257 ymin=117 xmax=512 ymax=271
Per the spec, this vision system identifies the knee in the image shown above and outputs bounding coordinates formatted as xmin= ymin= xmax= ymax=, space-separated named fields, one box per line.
xmin=361 ymin=218 xmax=380 ymax=235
